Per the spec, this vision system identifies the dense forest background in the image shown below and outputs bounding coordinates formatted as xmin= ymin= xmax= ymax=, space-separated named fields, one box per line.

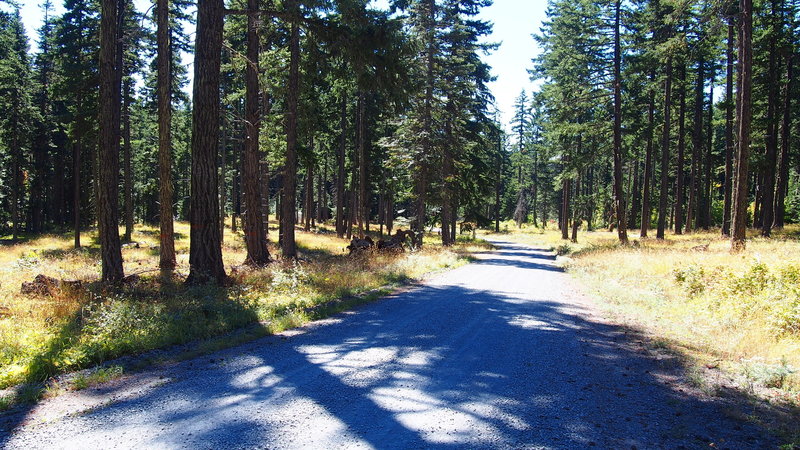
xmin=0 ymin=0 xmax=797 ymax=282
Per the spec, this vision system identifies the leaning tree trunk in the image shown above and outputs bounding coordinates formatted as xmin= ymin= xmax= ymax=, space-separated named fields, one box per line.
xmin=656 ymin=55 xmax=674 ymax=240
xmin=241 ymin=0 xmax=270 ymax=266
xmin=187 ymin=0 xmax=226 ymax=283
xmin=98 ymin=0 xmax=124 ymax=282
xmin=732 ymin=0 xmax=753 ymax=251
xmin=157 ymin=0 xmax=176 ymax=269
xmin=280 ymin=14 xmax=300 ymax=258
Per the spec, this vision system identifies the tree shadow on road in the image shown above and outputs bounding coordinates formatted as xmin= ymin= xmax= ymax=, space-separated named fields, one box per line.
xmin=0 ymin=244 xmax=795 ymax=448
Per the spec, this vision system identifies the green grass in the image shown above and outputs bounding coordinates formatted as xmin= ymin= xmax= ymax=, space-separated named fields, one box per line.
xmin=486 ymin=223 xmax=800 ymax=404
xmin=0 ymin=220 xmax=491 ymax=407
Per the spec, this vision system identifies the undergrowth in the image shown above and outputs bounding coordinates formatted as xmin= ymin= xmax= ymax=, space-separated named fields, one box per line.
xmin=0 ymin=221 xmax=490 ymax=400
xmin=487 ymin=223 xmax=800 ymax=402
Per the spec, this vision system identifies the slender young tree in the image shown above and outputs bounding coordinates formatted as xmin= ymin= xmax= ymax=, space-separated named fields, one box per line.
xmin=612 ymin=0 xmax=628 ymax=244
xmin=656 ymin=54 xmax=673 ymax=240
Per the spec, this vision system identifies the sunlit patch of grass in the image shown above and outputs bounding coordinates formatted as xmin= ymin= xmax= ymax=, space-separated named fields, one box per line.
xmin=0 ymin=219 xmax=487 ymax=392
xmin=492 ymin=224 xmax=800 ymax=401
xmin=72 ymin=365 xmax=124 ymax=391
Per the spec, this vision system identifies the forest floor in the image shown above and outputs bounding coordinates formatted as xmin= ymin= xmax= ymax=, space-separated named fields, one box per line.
xmin=485 ymin=222 xmax=800 ymax=438
xmin=0 ymin=220 xmax=490 ymax=408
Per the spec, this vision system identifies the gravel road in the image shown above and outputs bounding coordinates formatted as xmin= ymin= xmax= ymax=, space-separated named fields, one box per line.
xmin=0 ymin=240 xmax=774 ymax=449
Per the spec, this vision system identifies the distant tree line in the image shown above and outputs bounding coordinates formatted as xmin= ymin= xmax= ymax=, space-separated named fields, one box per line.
xmin=506 ymin=0 xmax=799 ymax=251
xmin=0 ymin=0 xmax=502 ymax=283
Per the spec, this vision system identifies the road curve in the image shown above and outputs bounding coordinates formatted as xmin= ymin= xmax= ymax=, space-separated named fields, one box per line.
xmin=1 ymin=240 xmax=772 ymax=449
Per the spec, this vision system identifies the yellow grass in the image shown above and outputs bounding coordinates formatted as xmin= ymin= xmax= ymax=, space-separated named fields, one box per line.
xmin=0 ymin=220 xmax=490 ymax=392
xmin=487 ymin=223 xmax=800 ymax=401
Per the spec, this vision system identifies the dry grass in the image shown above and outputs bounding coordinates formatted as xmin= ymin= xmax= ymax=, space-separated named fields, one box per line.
xmin=486 ymin=222 xmax=800 ymax=403
xmin=0 ymin=220 xmax=490 ymax=393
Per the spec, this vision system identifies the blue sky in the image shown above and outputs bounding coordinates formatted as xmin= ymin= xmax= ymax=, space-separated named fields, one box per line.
xmin=11 ymin=0 xmax=547 ymax=130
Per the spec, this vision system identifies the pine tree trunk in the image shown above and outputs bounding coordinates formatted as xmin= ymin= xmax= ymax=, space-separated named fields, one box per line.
xmin=73 ymin=138 xmax=81 ymax=248
xmin=280 ymin=14 xmax=300 ymax=258
xmin=561 ymin=177 xmax=570 ymax=240
xmin=357 ymin=91 xmax=367 ymax=238
xmin=612 ymin=0 xmax=627 ymax=244
xmin=656 ymin=55 xmax=673 ymax=240
xmin=187 ymin=0 xmax=226 ymax=283
xmin=10 ymin=118 xmax=20 ymax=241
xmin=157 ymin=0 xmax=176 ymax=269
xmin=98 ymin=0 xmax=124 ymax=282
xmin=761 ymin=0 xmax=780 ymax=236
xmin=123 ymin=78 xmax=133 ymax=242
xmin=675 ymin=62 xmax=687 ymax=234
xmin=640 ymin=72 xmax=656 ymax=238
xmin=774 ymin=43 xmax=792 ymax=229
xmin=687 ymin=57 xmax=704 ymax=233
xmin=723 ymin=18 xmax=735 ymax=236
xmin=571 ymin=174 xmax=581 ymax=243
xmin=441 ymin=118 xmax=454 ymax=246
xmin=304 ymin=161 xmax=313 ymax=232
xmin=241 ymin=0 xmax=270 ymax=265
xmin=732 ymin=0 xmax=753 ymax=251
xmin=702 ymin=72 xmax=714 ymax=229
xmin=335 ymin=95 xmax=346 ymax=238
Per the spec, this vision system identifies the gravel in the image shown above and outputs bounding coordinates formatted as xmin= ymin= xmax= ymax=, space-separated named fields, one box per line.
xmin=0 ymin=240 xmax=774 ymax=449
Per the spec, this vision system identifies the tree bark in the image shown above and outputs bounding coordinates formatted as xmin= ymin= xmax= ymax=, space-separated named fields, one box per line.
xmin=656 ymin=55 xmax=673 ymax=240
xmin=640 ymin=72 xmax=656 ymax=238
xmin=675 ymin=61 xmax=687 ymax=234
xmin=123 ymin=77 xmax=133 ymax=242
xmin=98 ymin=0 xmax=124 ymax=282
xmin=357 ymin=91 xmax=367 ymax=238
xmin=73 ymin=138 xmax=81 ymax=248
xmin=241 ymin=0 xmax=270 ymax=266
xmin=723 ymin=18 xmax=735 ymax=236
xmin=687 ymin=56 xmax=704 ymax=233
xmin=187 ymin=0 xmax=226 ymax=283
xmin=612 ymin=0 xmax=627 ymax=244
xmin=702 ymin=69 xmax=714 ymax=229
xmin=760 ymin=0 xmax=780 ymax=237
xmin=157 ymin=0 xmax=176 ymax=269
xmin=774 ymin=41 xmax=793 ymax=229
xmin=732 ymin=0 xmax=753 ymax=251
xmin=335 ymin=95 xmax=346 ymax=237
xmin=280 ymin=12 xmax=300 ymax=258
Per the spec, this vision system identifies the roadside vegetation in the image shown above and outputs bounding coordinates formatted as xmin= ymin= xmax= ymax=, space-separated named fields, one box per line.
xmin=0 ymin=221 xmax=490 ymax=402
xmin=488 ymin=223 xmax=800 ymax=406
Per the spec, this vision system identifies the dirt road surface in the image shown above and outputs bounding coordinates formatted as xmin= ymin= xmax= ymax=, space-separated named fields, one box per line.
xmin=0 ymin=241 xmax=773 ymax=448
